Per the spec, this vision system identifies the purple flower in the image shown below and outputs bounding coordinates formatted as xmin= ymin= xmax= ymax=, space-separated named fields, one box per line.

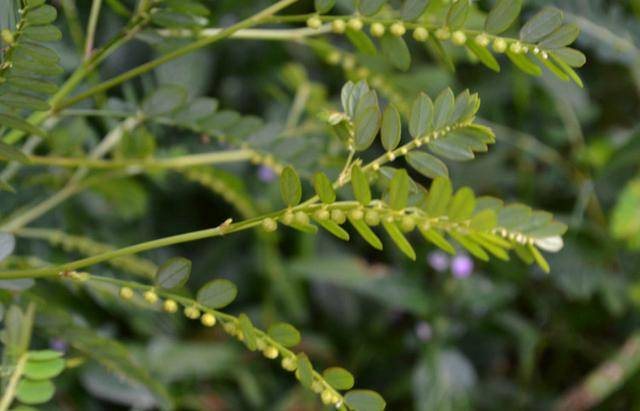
xmin=257 ymin=165 xmax=276 ymax=182
xmin=427 ymin=251 xmax=450 ymax=272
xmin=415 ymin=321 xmax=433 ymax=342
xmin=49 ymin=339 xmax=67 ymax=353
xmin=451 ymin=254 xmax=474 ymax=278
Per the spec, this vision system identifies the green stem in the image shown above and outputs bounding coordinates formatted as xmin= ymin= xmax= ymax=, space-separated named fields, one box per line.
xmin=25 ymin=149 xmax=254 ymax=170
xmin=84 ymin=0 xmax=104 ymax=60
xmin=55 ymin=0 xmax=300 ymax=111
xmin=0 ymin=354 xmax=27 ymax=411
xmin=154 ymin=26 xmax=331 ymax=41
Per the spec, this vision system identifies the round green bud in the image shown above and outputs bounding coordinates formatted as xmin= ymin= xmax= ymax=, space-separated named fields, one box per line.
xmin=119 ymin=287 xmax=134 ymax=300
xmin=321 ymin=389 xmax=335 ymax=405
xmin=1 ymin=29 xmax=14 ymax=46
xmin=349 ymin=208 xmax=364 ymax=220
xmin=282 ymin=211 xmax=294 ymax=225
xmin=509 ymin=41 xmax=523 ymax=54
xmin=163 ymin=299 xmax=178 ymax=313
xmin=306 ymin=16 xmax=323 ymax=29
xmin=256 ymin=338 xmax=267 ymax=351
xmin=223 ymin=322 xmax=238 ymax=336
xmin=281 ymin=356 xmax=298 ymax=371
xmin=347 ymin=18 xmax=363 ymax=31
xmin=435 ymin=27 xmax=451 ymax=40
xmin=492 ymin=38 xmax=507 ymax=53
xmin=143 ymin=290 xmax=158 ymax=304
xmin=390 ymin=22 xmax=406 ymax=37
xmin=401 ymin=215 xmax=416 ymax=232
xmin=295 ymin=211 xmax=309 ymax=225
xmin=201 ymin=313 xmax=216 ymax=327
xmin=327 ymin=51 xmax=341 ymax=65
xmin=365 ymin=210 xmax=380 ymax=226
xmin=332 ymin=19 xmax=346 ymax=33
xmin=311 ymin=381 xmax=324 ymax=394
xmin=342 ymin=55 xmax=356 ymax=70
xmin=263 ymin=345 xmax=279 ymax=359
xmin=370 ymin=22 xmax=385 ymax=37
xmin=184 ymin=306 xmax=201 ymax=320
xmin=384 ymin=215 xmax=395 ymax=224
xmin=413 ymin=27 xmax=429 ymax=42
xmin=315 ymin=209 xmax=330 ymax=221
xmin=331 ymin=209 xmax=346 ymax=224
xmin=451 ymin=30 xmax=467 ymax=45
xmin=475 ymin=33 xmax=490 ymax=47
xmin=262 ymin=217 xmax=278 ymax=232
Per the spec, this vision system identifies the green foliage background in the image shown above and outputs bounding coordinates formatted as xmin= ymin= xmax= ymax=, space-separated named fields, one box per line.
xmin=2 ymin=0 xmax=640 ymax=410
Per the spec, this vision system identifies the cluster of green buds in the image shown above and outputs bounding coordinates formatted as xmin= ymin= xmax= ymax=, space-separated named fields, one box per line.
xmin=117 ymin=287 xmax=219 ymax=327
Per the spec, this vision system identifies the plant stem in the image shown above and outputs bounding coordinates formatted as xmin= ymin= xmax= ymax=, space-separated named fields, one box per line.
xmin=0 ymin=354 xmax=27 ymax=411
xmin=26 ymin=149 xmax=254 ymax=170
xmin=154 ymin=25 xmax=331 ymax=41
xmin=85 ymin=0 xmax=104 ymax=60
xmin=55 ymin=0 xmax=300 ymax=111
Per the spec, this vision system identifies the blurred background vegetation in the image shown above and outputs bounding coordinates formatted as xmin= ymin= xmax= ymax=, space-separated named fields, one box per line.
xmin=2 ymin=0 xmax=640 ymax=410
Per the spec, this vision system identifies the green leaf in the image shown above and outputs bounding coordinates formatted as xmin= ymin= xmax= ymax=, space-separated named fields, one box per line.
xmin=537 ymin=54 xmax=569 ymax=81
xmin=345 ymin=28 xmax=377 ymax=55
xmin=357 ymin=0 xmax=386 ymax=16
xmin=197 ymin=279 xmax=238 ymax=309
xmin=528 ymin=243 xmax=550 ymax=273
xmin=539 ymin=24 xmax=580 ymax=49
xmin=382 ymin=220 xmax=416 ymax=260
xmin=388 ymin=169 xmax=410 ymax=210
xmin=28 ymin=350 xmax=63 ymax=361
xmin=315 ymin=0 xmax=335 ymax=13
xmin=611 ymin=179 xmax=640 ymax=248
xmin=25 ymin=5 xmax=58 ymax=25
xmin=449 ymin=187 xmax=475 ymax=221
xmin=428 ymin=135 xmax=474 ymax=161
xmin=344 ymin=389 xmax=386 ymax=411
xmin=419 ymin=227 xmax=455 ymax=254
xmin=0 ymin=232 xmax=16 ymax=262
xmin=354 ymin=109 xmax=381 ymax=151
xmin=485 ymin=0 xmax=522 ymax=34
xmin=313 ymin=172 xmax=336 ymax=204
xmin=380 ymin=34 xmax=411 ymax=71
xmin=0 ymin=93 xmax=50 ymax=111
xmin=155 ymin=257 xmax=191 ymax=289
xmin=402 ymin=0 xmax=429 ymax=21
xmin=14 ymin=42 xmax=60 ymax=65
xmin=24 ymin=357 xmax=65 ymax=380
xmin=406 ymin=151 xmax=449 ymax=179
xmin=506 ymin=50 xmax=542 ymax=76
xmin=449 ymin=232 xmax=489 ymax=261
xmin=351 ymin=165 xmax=371 ymax=205
xmin=349 ymin=217 xmax=383 ymax=250
xmin=0 ymin=140 xmax=29 ymax=163
xmin=520 ymin=7 xmax=563 ymax=43
xmin=466 ymin=39 xmax=501 ymax=72
xmin=268 ymin=322 xmax=301 ymax=347
xmin=426 ymin=176 xmax=452 ymax=216
xmin=12 ymin=59 xmax=63 ymax=76
xmin=16 ymin=379 xmax=55 ymax=405
xmin=381 ymin=104 xmax=401 ymax=151
xmin=323 ymin=367 xmax=355 ymax=390
xmin=238 ymin=313 xmax=257 ymax=351
xmin=550 ymin=53 xmax=584 ymax=87
xmin=22 ymin=24 xmax=63 ymax=42
xmin=295 ymin=353 xmax=314 ymax=387
xmin=142 ymin=85 xmax=188 ymax=116
xmin=280 ymin=166 xmax=302 ymax=207
xmin=315 ymin=219 xmax=350 ymax=241
xmin=470 ymin=209 xmax=498 ymax=231
xmin=432 ymin=88 xmax=455 ymax=129
xmin=447 ymin=0 xmax=470 ymax=30
xmin=409 ymin=93 xmax=434 ymax=139
xmin=552 ymin=47 xmax=586 ymax=68
xmin=7 ymin=75 xmax=58 ymax=95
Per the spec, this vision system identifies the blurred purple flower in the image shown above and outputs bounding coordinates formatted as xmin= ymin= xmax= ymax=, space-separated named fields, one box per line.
xmin=257 ymin=165 xmax=276 ymax=182
xmin=451 ymin=254 xmax=474 ymax=278
xmin=49 ymin=339 xmax=67 ymax=353
xmin=427 ymin=251 xmax=450 ymax=272
xmin=415 ymin=321 xmax=433 ymax=342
